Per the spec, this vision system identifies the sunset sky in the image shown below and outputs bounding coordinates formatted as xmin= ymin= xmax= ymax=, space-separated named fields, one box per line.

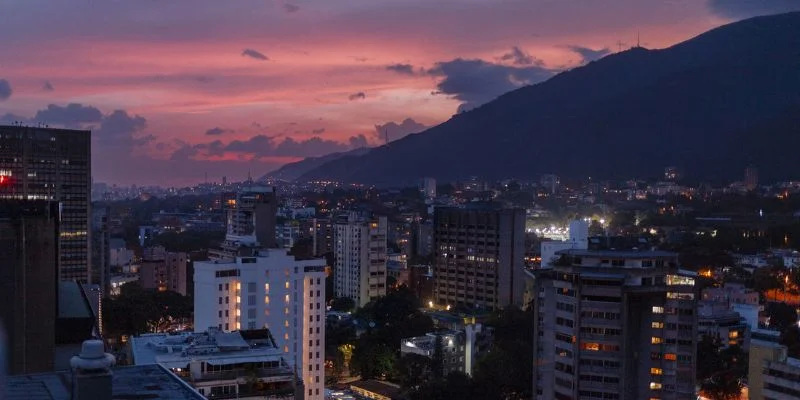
xmin=0 ymin=0 xmax=796 ymax=185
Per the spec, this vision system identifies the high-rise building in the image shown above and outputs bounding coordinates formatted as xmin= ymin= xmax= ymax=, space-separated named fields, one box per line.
xmin=333 ymin=212 xmax=388 ymax=307
xmin=91 ymin=205 xmax=110 ymax=292
xmin=433 ymin=205 xmax=526 ymax=309
xmin=226 ymin=186 xmax=278 ymax=247
xmin=139 ymin=247 xmax=188 ymax=295
xmin=540 ymin=174 xmax=560 ymax=195
xmin=532 ymin=249 xmax=698 ymax=400
xmin=0 ymin=125 xmax=91 ymax=282
xmin=193 ymin=249 xmax=327 ymax=400
xmin=745 ymin=166 xmax=759 ymax=191
xmin=311 ymin=217 xmax=333 ymax=256
xmin=0 ymin=200 xmax=60 ymax=374
xmin=420 ymin=177 xmax=437 ymax=199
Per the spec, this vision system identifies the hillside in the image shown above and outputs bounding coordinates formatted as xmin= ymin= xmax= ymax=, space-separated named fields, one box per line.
xmin=260 ymin=147 xmax=371 ymax=181
xmin=298 ymin=12 xmax=800 ymax=186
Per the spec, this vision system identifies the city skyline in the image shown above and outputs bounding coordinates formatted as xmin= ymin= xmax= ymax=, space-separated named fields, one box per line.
xmin=1 ymin=1 xmax=796 ymax=185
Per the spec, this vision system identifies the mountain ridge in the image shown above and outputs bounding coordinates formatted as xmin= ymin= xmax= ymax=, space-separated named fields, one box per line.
xmin=298 ymin=12 xmax=800 ymax=186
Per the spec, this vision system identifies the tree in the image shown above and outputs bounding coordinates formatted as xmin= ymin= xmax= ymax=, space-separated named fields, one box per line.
xmin=696 ymin=335 xmax=723 ymax=381
xmin=350 ymin=337 xmax=395 ymax=379
xmin=753 ymin=267 xmax=783 ymax=293
xmin=395 ymin=354 xmax=432 ymax=390
xmin=765 ymin=302 xmax=797 ymax=331
xmin=330 ymin=297 xmax=356 ymax=312
xmin=431 ymin=334 xmax=444 ymax=380
xmin=701 ymin=374 xmax=742 ymax=400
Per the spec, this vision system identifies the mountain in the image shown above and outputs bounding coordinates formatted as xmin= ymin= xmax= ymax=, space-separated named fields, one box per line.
xmin=260 ymin=147 xmax=371 ymax=181
xmin=299 ymin=12 xmax=800 ymax=186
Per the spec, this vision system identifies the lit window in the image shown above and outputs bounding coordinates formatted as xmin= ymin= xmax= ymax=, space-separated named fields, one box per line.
xmin=285 ymin=281 xmax=290 ymax=289
xmin=650 ymin=368 xmax=662 ymax=375
xmin=666 ymin=275 xmax=694 ymax=286
xmin=652 ymin=322 xmax=664 ymax=329
xmin=651 ymin=337 xmax=664 ymax=344
xmin=581 ymin=342 xmax=600 ymax=351
xmin=285 ymin=294 xmax=290 ymax=303
xmin=284 ymin=307 xmax=289 ymax=315
xmin=285 ymin=320 xmax=289 ymax=327
xmin=729 ymin=331 xmax=739 ymax=339
xmin=664 ymin=353 xmax=676 ymax=361
xmin=650 ymin=382 xmax=662 ymax=390
xmin=285 ymin=333 xmax=289 ymax=340
xmin=265 ymin=296 xmax=270 ymax=304
xmin=265 ymin=283 xmax=270 ymax=293
xmin=284 ymin=346 xmax=289 ymax=353
xmin=652 ymin=306 xmax=664 ymax=314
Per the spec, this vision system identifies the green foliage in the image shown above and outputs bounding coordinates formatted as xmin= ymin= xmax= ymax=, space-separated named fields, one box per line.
xmin=394 ymin=354 xmax=432 ymax=389
xmin=696 ymin=335 xmax=746 ymax=400
xmin=350 ymin=335 xmax=395 ymax=379
xmin=753 ymin=267 xmax=784 ymax=292
xmin=330 ymin=297 xmax=356 ymax=312
xmin=103 ymin=283 xmax=193 ymax=337
xmin=409 ymin=371 xmax=472 ymax=400
xmin=765 ymin=302 xmax=797 ymax=331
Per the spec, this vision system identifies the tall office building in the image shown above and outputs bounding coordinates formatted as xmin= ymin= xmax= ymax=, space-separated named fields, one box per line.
xmin=91 ymin=205 xmax=110 ymax=292
xmin=0 ymin=125 xmax=91 ymax=282
xmin=0 ymin=200 xmax=60 ymax=374
xmin=311 ymin=217 xmax=334 ymax=257
xmin=194 ymin=249 xmax=327 ymax=400
xmin=433 ymin=205 xmax=525 ymax=309
xmin=745 ymin=166 xmax=759 ymax=191
xmin=532 ymin=249 xmax=698 ymax=400
xmin=333 ymin=212 xmax=388 ymax=307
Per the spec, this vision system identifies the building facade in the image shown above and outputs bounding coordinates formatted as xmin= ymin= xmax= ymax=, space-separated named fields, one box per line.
xmin=400 ymin=323 xmax=492 ymax=377
xmin=0 ymin=200 xmax=60 ymax=374
xmin=532 ymin=249 xmax=698 ymax=400
xmin=333 ymin=212 xmax=388 ymax=307
xmin=749 ymin=338 xmax=800 ymax=400
xmin=139 ymin=248 xmax=189 ymax=295
xmin=194 ymin=249 xmax=327 ymax=400
xmin=0 ymin=125 xmax=91 ymax=282
xmin=225 ymin=186 xmax=278 ymax=248
xmin=433 ymin=205 xmax=526 ymax=309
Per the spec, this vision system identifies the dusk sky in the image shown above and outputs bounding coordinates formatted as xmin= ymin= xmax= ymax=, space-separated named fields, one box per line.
xmin=0 ymin=0 xmax=797 ymax=186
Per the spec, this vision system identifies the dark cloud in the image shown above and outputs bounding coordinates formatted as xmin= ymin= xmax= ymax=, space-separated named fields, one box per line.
xmin=386 ymin=63 xmax=416 ymax=75
xmin=205 ymin=127 xmax=232 ymax=136
xmin=242 ymin=48 xmax=269 ymax=61
xmin=225 ymin=135 xmax=274 ymax=156
xmin=349 ymin=135 xmax=369 ymax=148
xmin=96 ymin=110 xmax=148 ymax=152
xmin=707 ymin=0 xmax=800 ymax=18
xmin=374 ymin=118 xmax=428 ymax=142
xmin=312 ymin=128 xmax=325 ymax=134
xmin=283 ymin=3 xmax=300 ymax=13
xmin=428 ymin=58 xmax=555 ymax=112
xmin=171 ymin=132 xmax=371 ymax=161
xmin=498 ymin=46 xmax=541 ymax=66
xmin=567 ymin=46 xmax=611 ymax=63
xmin=0 ymin=79 xmax=11 ymax=101
xmin=33 ymin=103 xmax=103 ymax=126
xmin=0 ymin=113 xmax=30 ymax=124
xmin=43 ymin=80 xmax=54 ymax=92
xmin=348 ymin=92 xmax=366 ymax=101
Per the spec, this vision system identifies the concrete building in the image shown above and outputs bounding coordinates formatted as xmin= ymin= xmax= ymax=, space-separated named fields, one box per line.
xmin=745 ymin=166 xmax=759 ymax=191
xmin=400 ymin=324 xmax=492 ymax=377
xmin=749 ymin=339 xmax=800 ymax=400
xmin=109 ymin=238 xmax=134 ymax=269
xmin=139 ymin=249 xmax=189 ymax=295
xmin=0 ymin=125 xmax=91 ymax=282
xmin=701 ymin=282 xmax=759 ymax=306
xmin=0 ymin=200 xmax=59 ymax=374
xmin=540 ymin=220 xmax=590 ymax=267
xmin=311 ymin=217 xmax=334 ymax=256
xmin=697 ymin=301 xmax=749 ymax=349
xmin=420 ymin=177 xmax=436 ymax=200
xmin=91 ymin=205 xmax=111 ymax=292
xmin=532 ymin=249 xmax=698 ymax=400
xmin=226 ymin=186 xmax=278 ymax=248
xmin=194 ymin=249 xmax=326 ymax=400
xmin=433 ymin=205 xmax=526 ymax=309
xmin=130 ymin=329 xmax=298 ymax=399
xmin=333 ymin=212 xmax=388 ymax=307
xmin=8 ymin=340 xmax=204 ymax=400
xmin=276 ymin=222 xmax=301 ymax=249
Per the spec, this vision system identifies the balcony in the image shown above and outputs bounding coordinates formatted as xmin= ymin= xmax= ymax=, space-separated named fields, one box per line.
xmin=192 ymin=367 xmax=295 ymax=384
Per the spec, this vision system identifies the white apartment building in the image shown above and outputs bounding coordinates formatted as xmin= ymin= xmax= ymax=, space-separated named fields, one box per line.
xmin=194 ymin=249 xmax=326 ymax=400
xmin=334 ymin=212 xmax=387 ymax=307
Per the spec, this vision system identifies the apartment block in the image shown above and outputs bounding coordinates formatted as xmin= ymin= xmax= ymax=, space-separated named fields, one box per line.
xmin=532 ymin=249 xmax=698 ymax=400
xmin=749 ymin=338 xmax=800 ymax=400
xmin=433 ymin=205 xmax=525 ymax=309
xmin=194 ymin=249 xmax=327 ymax=400
xmin=333 ymin=212 xmax=388 ymax=307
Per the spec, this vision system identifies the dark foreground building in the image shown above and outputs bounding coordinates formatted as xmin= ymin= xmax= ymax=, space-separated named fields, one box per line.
xmin=0 ymin=200 xmax=60 ymax=374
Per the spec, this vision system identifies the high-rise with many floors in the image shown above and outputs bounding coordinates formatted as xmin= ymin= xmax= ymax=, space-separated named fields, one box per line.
xmin=333 ymin=212 xmax=388 ymax=307
xmin=0 ymin=125 xmax=91 ymax=282
xmin=532 ymin=249 xmax=698 ymax=400
xmin=433 ymin=205 xmax=526 ymax=309
xmin=0 ymin=200 xmax=60 ymax=374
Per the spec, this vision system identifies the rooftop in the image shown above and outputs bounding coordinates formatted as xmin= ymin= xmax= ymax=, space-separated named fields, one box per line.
xmin=556 ymin=249 xmax=678 ymax=259
xmin=130 ymin=329 xmax=285 ymax=369
xmin=6 ymin=364 xmax=204 ymax=400
xmin=350 ymin=380 xmax=402 ymax=399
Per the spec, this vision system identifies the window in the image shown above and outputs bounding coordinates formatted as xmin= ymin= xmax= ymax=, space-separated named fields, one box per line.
xmin=651 ymin=337 xmax=664 ymax=344
xmin=652 ymin=306 xmax=664 ymax=314
xmin=225 ymin=296 xmax=229 ymax=304
xmin=652 ymin=322 xmax=664 ymax=329
xmin=248 ymin=295 xmax=256 ymax=306
xmin=729 ymin=331 xmax=739 ymax=339
xmin=582 ymin=342 xmax=600 ymax=351
xmin=225 ymin=310 xmax=229 ymax=317
xmin=225 ymin=283 xmax=229 ymax=290
xmin=666 ymin=275 xmax=694 ymax=286
xmin=650 ymin=368 xmax=662 ymax=375
xmin=218 ymin=297 xmax=222 ymax=304
xmin=248 ymin=282 xmax=256 ymax=293
xmin=649 ymin=382 xmax=662 ymax=390
xmin=664 ymin=353 xmax=676 ymax=361
xmin=225 ymin=323 xmax=229 ymax=330
xmin=218 ymin=310 xmax=222 ymax=318
xmin=265 ymin=296 xmax=270 ymax=304
xmin=248 ymin=308 xmax=256 ymax=319
xmin=218 ymin=284 xmax=222 ymax=291
xmin=285 ymin=294 xmax=290 ymax=303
